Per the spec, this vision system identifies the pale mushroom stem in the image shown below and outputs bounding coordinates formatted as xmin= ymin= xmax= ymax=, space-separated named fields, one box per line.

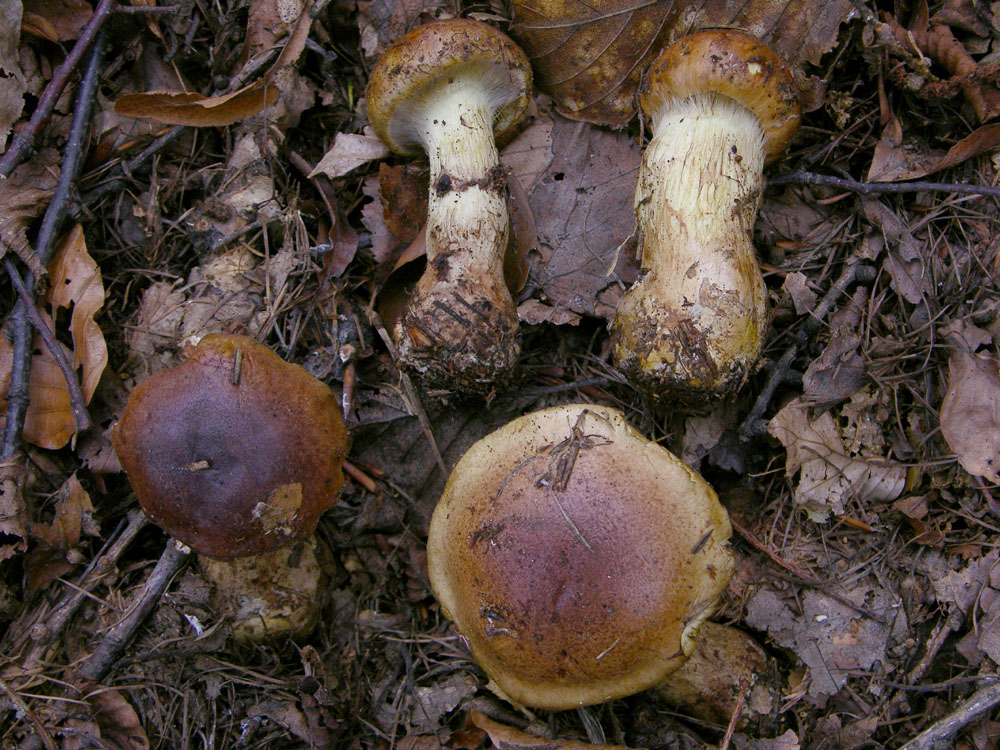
xmin=394 ymin=74 xmax=519 ymax=389
xmin=612 ymin=93 xmax=770 ymax=396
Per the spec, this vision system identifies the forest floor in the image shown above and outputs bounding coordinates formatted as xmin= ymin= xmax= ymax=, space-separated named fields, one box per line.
xmin=3 ymin=0 xmax=1000 ymax=748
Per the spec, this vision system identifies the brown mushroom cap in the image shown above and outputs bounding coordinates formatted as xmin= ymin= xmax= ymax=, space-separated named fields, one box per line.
xmin=427 ymin=404 xmax=734 ymax=710
xmin=640 ymin=29 xmax=800 ymax=163
xmin=112 ymin=334 xmax=349 ymax=560
xmin=366 ymin=18 xmax=532 ymax=156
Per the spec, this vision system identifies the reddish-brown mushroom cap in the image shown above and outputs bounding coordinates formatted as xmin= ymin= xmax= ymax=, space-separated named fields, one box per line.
xmin=112 ymin=334 xmax=349 ymax=560
xmin=366 ymin=18 xmax=532 ymax=156
xmin=427 ymin=404 xmax=734 ymax=710
xmin=640 ymin=29 xmax=801 ymax=163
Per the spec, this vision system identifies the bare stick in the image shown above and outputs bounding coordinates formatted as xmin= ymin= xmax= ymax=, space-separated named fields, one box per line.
xmin=76 ymin=540 xmax=190 ymax=683
xmin=0 ymin=0 xmax=116 ymax=178
xmin=898 ymin=680 xmax=1000 ymax=750
xmin=5 ymin=262 xmax=91 ymax=433
xmin=768 ymin=171 xmax=1000 ymax=198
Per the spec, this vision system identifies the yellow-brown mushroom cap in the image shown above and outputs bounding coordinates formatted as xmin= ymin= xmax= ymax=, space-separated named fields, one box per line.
xmin=366 ymin=18 xmax=532 ymax=156
xmin=427 ymin=404 xmax=734 ymax=710
xmin=112 ymin=334 xmax=349 ymax=560
xmin=640 ymin=29 xmax=801 ymax=164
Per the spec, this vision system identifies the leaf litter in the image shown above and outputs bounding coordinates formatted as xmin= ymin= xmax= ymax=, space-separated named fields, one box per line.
xmin=5 ymin=0 xmax=1000 ymax=748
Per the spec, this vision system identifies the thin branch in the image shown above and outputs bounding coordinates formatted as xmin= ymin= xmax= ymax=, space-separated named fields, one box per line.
xmin=0 ymin=0 xmax=116 ymax=179
xmin=899 ymin=680 xmax=1000 ymax=750
xmin=76 ymin=540 xmax=191 ymax=683
xmin=768 ymin=171 xmax=1000 ymax=198
xmin=5 ymin=262 xmax=91 ymax=433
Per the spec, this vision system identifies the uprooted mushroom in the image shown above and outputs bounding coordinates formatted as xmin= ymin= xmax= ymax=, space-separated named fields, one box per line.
xmin=611 ymin=30 xmax=801 ymax=400
xmin=367 ymin=18 xmax=532 ymax=394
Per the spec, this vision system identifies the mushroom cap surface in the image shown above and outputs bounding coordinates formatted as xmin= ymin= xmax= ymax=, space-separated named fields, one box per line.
xmin=366 ymin=18 xmax=532 ymax=155
xmin=640 ymin=29 xmax=800 ymax=163
xmin=427 ymin=403 xmax=734 ymax=710
xmin=112 ymin=334 xmax=349 ymax=560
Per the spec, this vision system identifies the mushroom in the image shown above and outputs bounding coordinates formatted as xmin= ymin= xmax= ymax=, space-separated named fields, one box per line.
xmin=112 ymin=333 xmax=349 ymax=641
xmin=610 ymin=30 xmax=801 ymax=399
xmin=367 ymin=18 xmax=532 ymax=393
xmin=426 ymin=403 xmax=737 ymax=710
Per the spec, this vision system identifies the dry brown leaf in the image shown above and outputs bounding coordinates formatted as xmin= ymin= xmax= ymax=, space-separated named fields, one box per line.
xmin=869 ymin=117 xmax=1000 ymax=182
xmin=511 ymin=0 xmax=852 ymax=127
xmin=310 ymin=131 xmax=390 ymax=179
xmin=862 ymin=200 xmax=931 ymax=305
xmin=114 ymin=80 xmax=281 ymax=127
xmin=79 ymin=681 xmax=151 ymax=750
xmin=769 ymin=397 xmax=906 ymax=518
xmin=0 ymin=0 xmax=25 ymax=153
xmin=510 ymin=0 xmax=672 ymax=128
xmin=22 ymin=0 xmax=92 ymax=41
xmin=47 ymin=225 xmax=107 ymax=402
xmin=939 ymin=338 xmax=1000 ymax=483
xmin=115 ymin=0 xmax=313 ymax=126
xmin=356 ymin=0 xmax=450 ymax=61
xmin=745 ymin=583 xmax=907 ymax=700
xmin=782 ymin=272 xmax=818 ymax=316
xmin=0 ymin=150 xmax=59 ymax=277
xmin=0 ymin=313 xmax=76 ymax=450
xmin=30 ymin=473 xmax=97 ymax=550
xmin=524 ymin=115 xmax=641 ymax=318
xmin=470 ymin=710 xmax=640 ymax=749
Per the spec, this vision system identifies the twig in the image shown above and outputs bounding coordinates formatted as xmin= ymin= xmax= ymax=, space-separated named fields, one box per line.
xmin=2 ymin=29 xmax=105 ymax=460
xmin=898 ymin=680 xmax=1000 ymax=749
xmin=0 ymin=0 xmax=116 ymax=179
xmin=78 ymin=125 xmax=187 ymax=206
xmin=5 ymin=262 xmax=91 ymax=433
xmin=22 ymin=510 xmax=148 ymax=669
xmin=76 ymin=540 xmax=190 ymax=683
xmin=738 ymin=259 xmax=876 ymax=439
xmin=768 ymin=171 xmax=1000 ymax=198
xmin=0 ymin=676 xmax=55 ymax=750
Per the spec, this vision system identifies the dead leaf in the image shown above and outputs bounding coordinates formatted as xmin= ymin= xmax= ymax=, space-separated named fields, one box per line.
xmin=0 ymin=313 xmax=77 ymax=450
xmin=378 ymin=163 xmax=428 ymax=246
xmin=516 ymin=299 xmax=581 ymax=326
xmin=310 ymin=131 xmax=390 ymax=179
xmin=114 ymin=80 xmax=281 ymax=127
xmin=79 ymin=681 xmax=151 ymax=750
xmin=939 ymin=342 xmax=1000 ymax=483
xmin=115 ymin=0 xmax=313 ymax=126
xmin=869 ymin=119 xmax=1000 ymax=182
xmin=510 ymin=0 xmax=673 ymax=128
xmin=470 ymin=710 xmax=640 ymax=749
xmin=0 ymin=0 xmax=25 ymax=153
xmin=525 ymin=116 xmax=640 ymax=318
xmin=746 ymin=584 xmax=907 ymax=701
xmin=862 ymin=200 xmax=931 ymax=305
xmin=768 ymin=396 xmax=906 ymax=518
xmin=511 ymin=0 xmax=852 ymax=127
xmin=47 ymin=225 xmax=108 ymax=402
xmin=30 ymin=473 xmax=98 ymax=550
xmin=22 ymin=0 xmax=92 ymax=41
xmin=783 ymin=272 xmax=818 ymax=316
xmin=501 ymin=119 xmax=555 ymax=194
xmin=0 ymin=150 xmax=59 ymax=277
xmin=356 ymin=0 xmax=450 ymax=61
xmin=249 ymin=697 xmax=333 ymax=746
xmin=409 ymin=673 xmax=477 ymax=734
xmin=802 ymin=333 xmax=865 ymax=407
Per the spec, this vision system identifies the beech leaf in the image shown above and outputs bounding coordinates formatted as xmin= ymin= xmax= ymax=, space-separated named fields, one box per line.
xmin=47 ymin=225 xmax=107 ymax=402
